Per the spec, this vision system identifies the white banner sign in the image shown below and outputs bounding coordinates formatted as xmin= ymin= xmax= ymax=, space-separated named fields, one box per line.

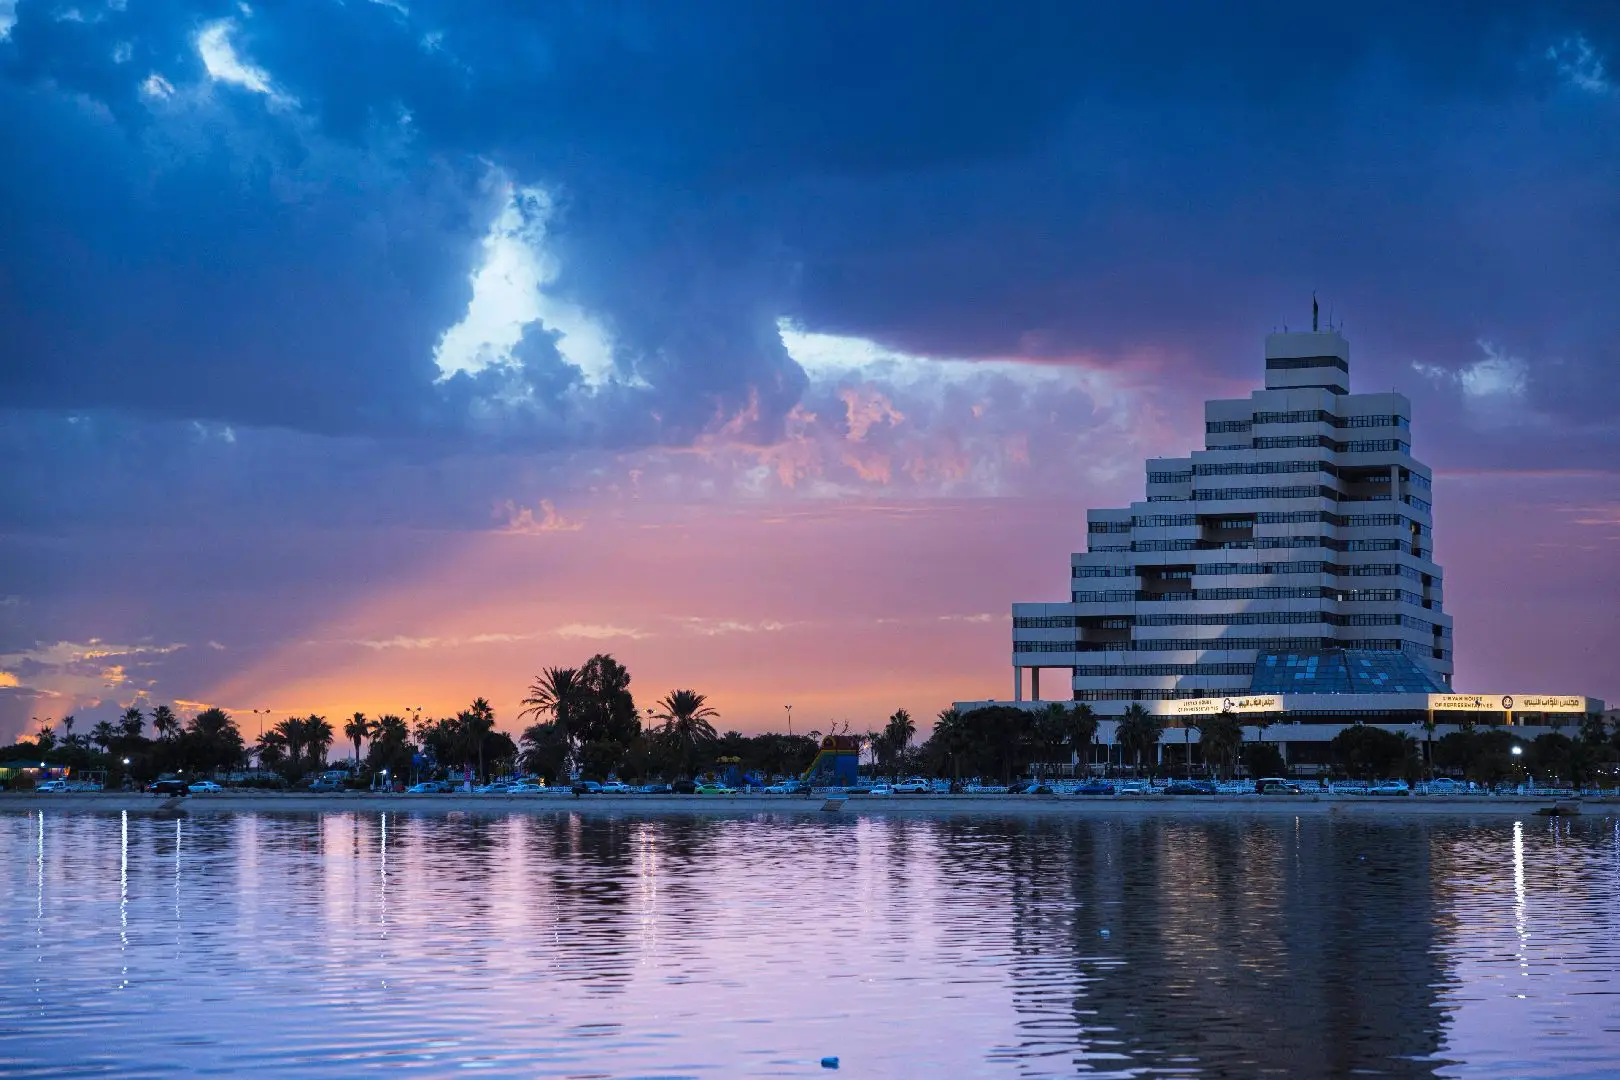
xmin=1168 ymin=696 xmax=1282 ymax=717
xmin=1427 ymin=694 xmax=1588 ymax=713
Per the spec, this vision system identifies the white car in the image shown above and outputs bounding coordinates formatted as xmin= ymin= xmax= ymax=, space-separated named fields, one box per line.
xmin=187 ymin=781 xmax=223 ymax=794
xmin=892 ymin=778 xmax=930 ymax=794
xmin=507 ymin=782 xmax=546 ymax=794
xmin=35 ymin=780 xmax=70 ymax=793
xmin=1368 ymin=781 xmax=1412 ymax=796
xmin=598 ymin=781 xmax=632 ymax=794
xmin=866 ymin=783 xmax=893 ymax=796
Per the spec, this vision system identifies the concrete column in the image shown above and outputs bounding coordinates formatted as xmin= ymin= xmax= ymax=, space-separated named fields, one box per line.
xmin=1032 ymin=668 xmax=1041 ymax=702
xmin=1013 ymin=666 xmax=1022 ymax=702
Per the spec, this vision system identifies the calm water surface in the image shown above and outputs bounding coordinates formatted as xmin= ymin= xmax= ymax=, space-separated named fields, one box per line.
xmin=1 ymin=809 xmax=1617 ymax=1077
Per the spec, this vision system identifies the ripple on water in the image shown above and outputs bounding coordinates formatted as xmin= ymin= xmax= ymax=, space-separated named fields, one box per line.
xmin=0 ymin=809 xmax=1616 ymax=1077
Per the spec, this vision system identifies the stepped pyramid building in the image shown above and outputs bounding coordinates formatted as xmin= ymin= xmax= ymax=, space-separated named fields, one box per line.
xmin=965 ymin=321 xmax=1602 ymax=758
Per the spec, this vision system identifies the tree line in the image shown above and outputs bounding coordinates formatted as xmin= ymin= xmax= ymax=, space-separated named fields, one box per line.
xmin=7 ymin=664 xmax=1619 ymax=789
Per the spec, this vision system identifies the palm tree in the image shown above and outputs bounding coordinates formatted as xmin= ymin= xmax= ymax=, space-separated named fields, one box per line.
xmin=255 ymin=729 xmax=288 ymax=772
xmin=519 ymin=667 xmax=584 ymax=740
xmin=62 ymin=715 xmax=76 ymax=746
xmin=273 ymin=717 xmax=307 ymax=776
xmin=119 ymin=706 xmax=145 ymax=742
xmin=344 ymin=712 xmax=371 ymax=764
xmin=652 ymin=689 xmax=719 ymax=778
xmin=1116 ymin=703 xmax=1163 ymax=776
xmin=1064 ymin=703 xmax=1100 ymax=775
xmin=882 ymin=709 xmax=916 ymax=777
xmin=301 ymin=715 xmax=334 ymax=771
xmin=459 ymin=698 xmax=497 ymax=780
xmin=1200 ymin=710 xmax=1245 ymax=780
xmin=151 ymin=704 xmax=181 ymax=741
xmin=90 ymin=720 xmax=117 ymax=753
xmin=1180 ymin=718 xmax=1202 ymax=777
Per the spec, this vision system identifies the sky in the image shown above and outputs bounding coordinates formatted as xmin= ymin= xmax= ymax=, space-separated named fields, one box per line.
xmin=2 ymin=1 xmax=1618 ymax=744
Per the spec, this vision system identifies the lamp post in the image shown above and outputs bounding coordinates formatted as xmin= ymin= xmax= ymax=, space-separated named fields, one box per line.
xmin=784 ymin=704 xmax=792 ymax=737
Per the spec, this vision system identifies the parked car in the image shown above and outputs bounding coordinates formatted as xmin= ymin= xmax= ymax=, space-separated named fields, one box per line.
xmin=405 ymin=782 xmax=439 ymax=794
xmin=35 ymin=780 xmax=70 ymax=793
xmin=506 ymin=782 xmax=545 ymax=794
xmin=695 ymin=782 xmax=736 ymax=795
xmin=1368 ymin=781 xmax=1412 ymax=796
xmin=571 ymin=781 xmax=603 ymax=795
xmin=1075 ymin=781 xmax=1115 ymax=796
xmin=892 ymin=778 xmax=930 ymax=794
xmin=1165 ymin=780 xmax=1217 ymax=795
xmin=1255 ymin=778 xmax=1304 ymax=794
xmin=187 ymin=781 xmax=223 ymax=794
xmin=598 ymin=781 xmax=632 ymax=794
xmin=149 ymin=779 xmax=189 ymax=796
xmin=671 ymin=779 xmax=698 ymax=795
xmin=1425 ymin=778 xmax=1468 ymax=794
xmin=1116 ymin=782 xmax=1152 ymax=797
xmin=866 ymin=783 xmax=893 ymax=796
xmin=307 ymin=777 xmax=344 ymax=793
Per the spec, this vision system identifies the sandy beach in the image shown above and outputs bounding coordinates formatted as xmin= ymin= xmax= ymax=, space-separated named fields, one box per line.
xmin=3 ymin=790 xmax=1613 ymax=818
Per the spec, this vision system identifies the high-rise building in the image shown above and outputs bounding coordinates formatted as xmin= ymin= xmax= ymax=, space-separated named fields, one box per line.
xmin=1010 ymin=326 xmax=1454 ymax=712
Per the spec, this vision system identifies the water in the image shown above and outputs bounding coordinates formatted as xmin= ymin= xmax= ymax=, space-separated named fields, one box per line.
xmin=1 ymin=809 xmax=1617 ymax=1077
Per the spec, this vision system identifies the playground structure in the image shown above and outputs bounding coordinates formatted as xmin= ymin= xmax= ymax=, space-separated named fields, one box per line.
xmin=801 ymin=735 xmax=862 ymax=786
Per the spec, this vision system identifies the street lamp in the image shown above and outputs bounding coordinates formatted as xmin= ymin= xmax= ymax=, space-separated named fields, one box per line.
xmin=1511 ymin=745 xmax=1523 ymax=757
xmin=784 ymin=704 xmax=792 ymax=737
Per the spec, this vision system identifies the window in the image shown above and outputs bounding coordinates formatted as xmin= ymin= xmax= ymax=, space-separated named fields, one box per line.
xmin=1341 ymin=439 xmax=1410 ymax=454
xmin=1089 ymin=544 xmax=1128 ymax=552
xmin=1072 ymin=590 xmax=1136 ymax=603
xmin=1193 ymin=484 xmax=1336 ymax=501
xmin=1013 ymin=616 xmax=1080 ymax=628
xmin=1134 ymin=514 xmax=1197 ymax=527
xmin=1254 ymin=435 xmax=1329 ymax=450
xmin=1405 ymin=495 xmax=1432 ymax=513
xmin=1205 ymin=420 xmax=1252 ymax=433
xmin=1266 ymin=355 xmax=1349 ymax=372
xmin=1015 ymin=641 xmax=1081 ymax=653
xmin=1408 ymin=472 xmax=1432 ymax=491
xmin=1073 ymin=663 xmax=1257 ymax=677
xmin=1087 ymin=520 xmax=1133 ymax=533
xmin=1193 ymin=460 xmax=1333 ymax=477
xmin=1148 ymin=471 xmax=1193 ymax=484
xmin=1073 ymin=566 xmax=1134 ymax=578
xmin=1147 ymin=495 xmax=1186 ymax=503
xmin=1077 ymin=636 xmax=1339 ymax=653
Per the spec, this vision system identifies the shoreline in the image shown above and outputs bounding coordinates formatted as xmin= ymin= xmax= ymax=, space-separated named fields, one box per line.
xmin=3 ymin=791 xmax=1613 ymax=818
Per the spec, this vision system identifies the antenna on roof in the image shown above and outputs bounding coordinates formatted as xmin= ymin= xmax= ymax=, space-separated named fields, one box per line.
xmin=1312 ymin=291 xmax=1319 ymax=332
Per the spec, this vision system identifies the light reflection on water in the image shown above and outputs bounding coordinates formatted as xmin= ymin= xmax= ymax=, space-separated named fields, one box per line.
xmin=1 ymin=810 xmax=1617 ymax=1078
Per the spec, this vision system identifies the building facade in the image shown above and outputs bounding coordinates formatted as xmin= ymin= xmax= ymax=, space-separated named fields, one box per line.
xmin=1011 ymin=327 xmax=1454 ymax=711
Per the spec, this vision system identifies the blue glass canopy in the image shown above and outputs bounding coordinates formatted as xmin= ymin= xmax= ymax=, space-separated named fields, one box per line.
xmin=1248 ymin=649 xmax=1444 ymax=694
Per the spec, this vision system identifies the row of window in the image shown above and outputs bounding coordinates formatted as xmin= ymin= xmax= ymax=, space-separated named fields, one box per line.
xmin=1123 ymin=537 xmax=1411 ymax=554
xmin=1069 ymin=651 xmax=1450 ymax=678
xmin=1013 ymin=611 xmax=1449 ymax=633
xmin=1148 ymin=471 xmax=1193 ymax=485
xmin=1205 ymin=413 xmax=1410 ymax=433
xmin=1244 ymin=436 xmax=1412 ymax=454
xmin=1180 ymin=485 xmax=1435 ymax=510
xmin=1265 ymin=355 xmax=1350 ymax=372
xmin=1085 ymin=561 xmax=1430 ymax=580
xmin=1111 ymin=511 xmax=1419 ymax=530
xmin=1070 ymin=587 xmax=1441 ymax=608
xmin=1069 ymin=636 xmax=1410 ymax=654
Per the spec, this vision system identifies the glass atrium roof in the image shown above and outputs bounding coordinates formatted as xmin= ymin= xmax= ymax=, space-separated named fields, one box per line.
xmin=1248 ymin=649 xmax=1444 ymax=695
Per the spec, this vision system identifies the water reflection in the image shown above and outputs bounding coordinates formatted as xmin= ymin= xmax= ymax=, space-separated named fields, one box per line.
xmin=0 ymin=808 xmax=1616 ymax=1078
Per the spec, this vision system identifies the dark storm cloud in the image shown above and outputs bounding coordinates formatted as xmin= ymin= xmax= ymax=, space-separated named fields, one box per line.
xmin=1 ymin=0 xmax=1617 ymax=464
